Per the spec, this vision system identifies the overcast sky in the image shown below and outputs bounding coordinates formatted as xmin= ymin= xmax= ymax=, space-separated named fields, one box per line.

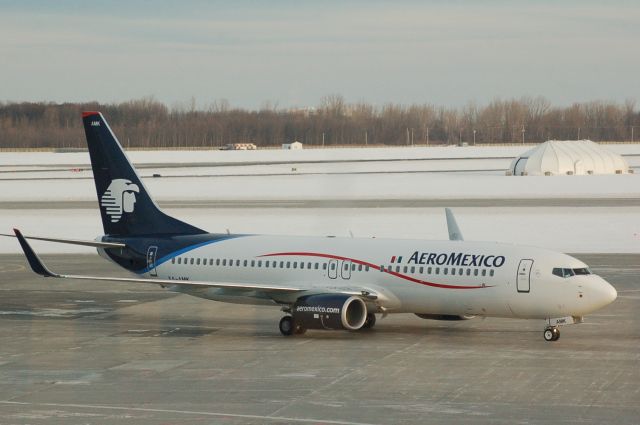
xmin=1 ymin=0 xmax=638 ymax=109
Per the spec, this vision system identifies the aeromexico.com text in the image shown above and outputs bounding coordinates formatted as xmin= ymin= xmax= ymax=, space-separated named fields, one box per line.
xmin=407 ymin=251 xmax=506 ymax=268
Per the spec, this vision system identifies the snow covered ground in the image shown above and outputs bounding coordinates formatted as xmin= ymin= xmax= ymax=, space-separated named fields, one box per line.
xmin=1 ymin=145 xmax=639 ymax=254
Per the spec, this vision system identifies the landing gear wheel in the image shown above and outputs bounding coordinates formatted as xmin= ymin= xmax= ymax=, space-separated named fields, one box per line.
xmin=544 ymin=327 xmax=560 ymax=342
xmin=362 ymin=313 xmax=377 ymax=329
xmin=279 ymin=316 xmax=294 ymax=336
xmin=293 ymin=323 xmax=307 ymax=335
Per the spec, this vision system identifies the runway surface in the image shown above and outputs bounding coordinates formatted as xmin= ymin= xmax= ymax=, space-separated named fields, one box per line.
xmin=0 ymin=253 xmax=638 ymax=424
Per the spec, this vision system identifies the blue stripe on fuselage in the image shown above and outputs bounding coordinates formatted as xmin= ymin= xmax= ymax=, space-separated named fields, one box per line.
xmin=136 ymin=234 xmax=246 ymax=275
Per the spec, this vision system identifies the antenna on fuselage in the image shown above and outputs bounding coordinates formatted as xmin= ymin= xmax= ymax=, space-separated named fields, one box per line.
xmin=445 ymin=208 xmax=464 ymax=241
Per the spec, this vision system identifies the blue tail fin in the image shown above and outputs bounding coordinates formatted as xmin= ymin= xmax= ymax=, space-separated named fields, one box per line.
xmin=82 ymin=112 xmax=205 ymax=236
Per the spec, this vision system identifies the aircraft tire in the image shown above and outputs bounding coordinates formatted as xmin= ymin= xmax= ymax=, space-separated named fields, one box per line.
xmin=362 ymin=313 xmax=376 ymax=329
xmin=543 ymin=328 xmax=555 ymax=342
xmin=552 ymin=327 xmax=560 ymax=341
xmin=279 ymin=316 xmax=295 ymax=336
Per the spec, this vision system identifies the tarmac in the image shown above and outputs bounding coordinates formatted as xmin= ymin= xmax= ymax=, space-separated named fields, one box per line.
xmin=0 ymin=253 xmax=638 ymax=424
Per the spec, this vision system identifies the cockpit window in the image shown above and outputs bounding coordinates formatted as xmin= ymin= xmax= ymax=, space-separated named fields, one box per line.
xmin=552 ymin=267 xmax=592 ymax=278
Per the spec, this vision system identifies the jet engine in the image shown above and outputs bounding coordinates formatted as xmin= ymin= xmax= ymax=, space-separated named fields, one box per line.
xmin=292 ymin=294 xmax=367 ymax=330
xmin=415 ymin=314 xmax=475 ymax=321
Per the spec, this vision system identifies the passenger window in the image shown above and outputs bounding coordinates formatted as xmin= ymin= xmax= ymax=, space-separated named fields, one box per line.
xmin=435 ymin=267 xmax=440 ymax=274
xmin=323 ymin=263 xmax=327 ymax=270
xmin=451 ymin=268 xmax=456 ymax=275
xmin=482 ymin=269 xmax=486 ymax=276
xmin=190 ymin=258 xmax=194 ymax=265
xmin=216 ymin=259 xmax=220 ymax=266
xmin=395 ymin=266 xmax=400 ymax=272
xmin=280 ymin=261 xmax=284 ymax=268
xmin=315 ymin=263 xmax=319 ymax=270
xmin=352 ymin=264 xmax=356 ymax=271
xmin=257 ymin=260 xmax=262 ymax=267
xmin=293 ymin=262 xmax=297 ymax=269
xmin=171 ymin=258 xmax=175 ymax=264
xmin=250 ymin=260 xmax=255 ymax=267
xmin=474 ymin=269 xmax=478 ymax=276
xmin=459 ymin=268 xmax=463 ymax=275
xmin=419 ymin=267 xmax=424 ymax=274
xmin=466 ymin=269 xmax=471 ymax=276
xmin=358 ymin=264 xmax=363 ymax=271
xmin=243 ymin=260 xmax=248 ymax=267
xmin=236 ymin=260 xmax=240 ymax=266
xmin=444 ymin=268 xmax=448 ymax=275
xmin=176 ymin=258 xmax=180 ymax=264
xmin=380 ymin=265 xmax=385 ymax=272
xmin=222 ymin=259 xmax=226 ymax=266
xmin=308 ymin=262 xmax=312 ymax=269
xmin=427 ymin=267 xmax=432 ymax=274
xmin=410 ymin=266 xmax=415 ymax=273
xmin=365 ymin=266 xmax=370 ymax=271
xmin=403 ymin=266 xmax=408 ymax=273
xmin=489 ymin=270 xmax=495 ymax=277
xmin=300 ymin=262 xmax=305 ymax=269
xmin=273 ymin=261 xmax=277 ymax=267
xmin=209 ymin=259 xmax=213 ymax=266
xmin=265 ymin=261 xmax=269 ymax=268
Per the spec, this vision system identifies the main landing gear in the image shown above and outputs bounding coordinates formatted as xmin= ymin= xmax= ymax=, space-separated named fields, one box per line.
xmin=362 ymin=313 xmax=377 ymax=330
xmin=279 ymin=316 xmax=306 ymax=336
xmin=543 ymin=326 xmax=560 ymax=342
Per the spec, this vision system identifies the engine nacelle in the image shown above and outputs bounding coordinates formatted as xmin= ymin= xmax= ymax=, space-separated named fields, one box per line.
xmin=293 ymin=294 xmax=367 ymax=330
xmin=415 ymin=313 xmax=475 ymax=321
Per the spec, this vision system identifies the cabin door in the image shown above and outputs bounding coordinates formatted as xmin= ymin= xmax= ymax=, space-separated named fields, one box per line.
xmin=517 ymin=259 xmax=533 ymax=293
xmin=147 ymin=246 xmax=158 ymax=277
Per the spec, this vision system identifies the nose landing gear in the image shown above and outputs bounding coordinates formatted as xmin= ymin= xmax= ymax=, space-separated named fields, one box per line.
xmin=543 ymin=326 xmax=560 ymax=342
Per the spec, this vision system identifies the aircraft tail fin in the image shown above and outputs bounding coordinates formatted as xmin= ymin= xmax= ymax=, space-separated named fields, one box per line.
xmin=82 ymin=112 xmax=205 ymax=236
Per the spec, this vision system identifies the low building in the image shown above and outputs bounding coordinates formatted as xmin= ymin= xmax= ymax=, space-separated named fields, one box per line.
xmin=220 ymin=143 xmax=257 ymax=151
xmin=282 ymin=141 xmax=303 ymax=150
xmin=508 ymin=140 xmax=631 ymax=176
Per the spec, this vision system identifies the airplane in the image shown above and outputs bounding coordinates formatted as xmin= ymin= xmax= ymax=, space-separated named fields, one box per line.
xmin=7 ymin=112 xmax=618 ymax=342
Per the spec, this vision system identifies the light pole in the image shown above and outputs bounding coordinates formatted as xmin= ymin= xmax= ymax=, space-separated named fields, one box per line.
xmin=522 ymin=125 xmax=525 ymax=145
xmin=473 ymin=129 xmax=476 ymax=145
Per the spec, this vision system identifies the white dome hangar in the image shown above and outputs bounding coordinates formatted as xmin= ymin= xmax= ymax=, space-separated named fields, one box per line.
xmin=509 ymin=140 xmax=631 ymax=176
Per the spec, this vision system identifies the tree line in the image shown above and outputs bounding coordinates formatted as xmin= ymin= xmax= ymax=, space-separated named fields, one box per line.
xmin=0 ymin=96 xmax=638 ymax=149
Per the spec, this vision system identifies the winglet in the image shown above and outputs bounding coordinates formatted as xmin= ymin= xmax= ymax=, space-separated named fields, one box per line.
xmin=445 ymin=208 xmax=464 ymax=241
xmin=13 ymin=229 xmax=57 ymax=277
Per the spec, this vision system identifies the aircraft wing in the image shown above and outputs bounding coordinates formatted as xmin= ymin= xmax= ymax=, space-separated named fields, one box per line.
xmin=12 ymin=228 xmax=377 ymax=299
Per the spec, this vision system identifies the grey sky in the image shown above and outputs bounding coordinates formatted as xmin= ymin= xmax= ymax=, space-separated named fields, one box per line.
xmin=1 ymin=0 xmax=638 ymax=109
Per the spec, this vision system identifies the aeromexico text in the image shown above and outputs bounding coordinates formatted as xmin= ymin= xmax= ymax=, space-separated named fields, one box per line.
xmin=406 ymin=251 xmax=506 ymax=268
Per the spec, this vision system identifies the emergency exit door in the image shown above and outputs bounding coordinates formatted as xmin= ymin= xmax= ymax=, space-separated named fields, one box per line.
xmin=517 ymin=259 xmax=533 ymax=293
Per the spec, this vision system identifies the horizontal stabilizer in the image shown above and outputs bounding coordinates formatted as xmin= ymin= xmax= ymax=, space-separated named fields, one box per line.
xmin=0 ymin=232 xmax=125 ymax=249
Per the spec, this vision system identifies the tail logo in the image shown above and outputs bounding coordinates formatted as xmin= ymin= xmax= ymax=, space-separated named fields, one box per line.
xmin=100 ymin=179 xmax=140 ymax=223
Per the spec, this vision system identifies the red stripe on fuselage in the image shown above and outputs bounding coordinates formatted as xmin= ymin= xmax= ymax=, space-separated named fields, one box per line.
xmin=259 ymin=251 xmax=491 ymax=290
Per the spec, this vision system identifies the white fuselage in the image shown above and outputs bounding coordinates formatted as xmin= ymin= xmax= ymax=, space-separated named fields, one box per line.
xmin=135 ymin=235 xmax=617 ymax=320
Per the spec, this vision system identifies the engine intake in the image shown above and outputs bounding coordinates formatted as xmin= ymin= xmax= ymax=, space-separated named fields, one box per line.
xmin=293 ymin=294 xmax=367 ymax=330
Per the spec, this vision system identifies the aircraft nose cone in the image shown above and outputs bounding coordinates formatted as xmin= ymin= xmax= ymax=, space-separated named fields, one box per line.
xmin=603 ymin=281 xmax=617 ymax=305
xmin=593 ymin=277 xmax=617 ymax=308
